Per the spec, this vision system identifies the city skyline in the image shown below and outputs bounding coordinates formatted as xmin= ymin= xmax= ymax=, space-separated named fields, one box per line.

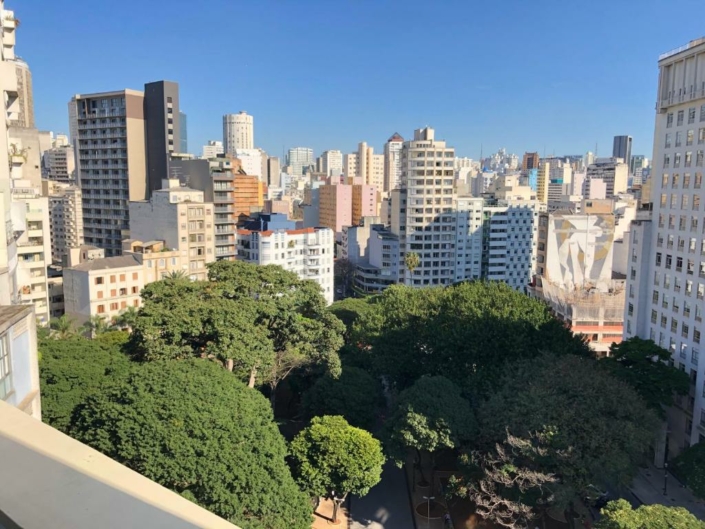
xmin=19 ymin=0 xmax=705 ymax=159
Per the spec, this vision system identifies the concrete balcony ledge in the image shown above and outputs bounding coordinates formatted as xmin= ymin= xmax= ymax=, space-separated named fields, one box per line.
xmin=0 ymin=401 xmax=241 ymax=529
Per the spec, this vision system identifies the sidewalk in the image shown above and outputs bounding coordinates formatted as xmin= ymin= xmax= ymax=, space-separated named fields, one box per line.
xmin=629 ymin=463 xmax=705 ymax=519
xmin=350 ymin=462 xmax=415 ymax=529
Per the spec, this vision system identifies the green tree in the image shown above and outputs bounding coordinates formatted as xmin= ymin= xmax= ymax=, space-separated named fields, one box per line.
xmin=603 ymin=337 xmax=690 ymax=414
xmin=671 ymin=442 xmax=705 ymax=499
xmin=81 ymin=314 xmax=111 ymax=338
xmin=404 ymin=251 xmax=420 ymax=275
xmin=112 ymin=305 xmax=139 ymax=331
xmin=49 ymin=314 xmax=78 ymax=339
xmin=290 ymin=415 xmax=385 ymax=524
xmin=334 ymin=258 xmax=356 ymax=297
xmin=448 ymin=430 xmax=559 ymax=529
xmin=596 ymin=499 xmax=705 ymax=529
xmin=354 ymin=282 xmax=588 ymax=393
xmin=302 ymin=367 xmax=384 ymax=430
xmin=478 ymin=354 xmax=660 ymax=505
xmin=72 ymin=359 xmax=312 ymax=529
xmin=39 ymin=335 xmax=130 ymax=432
xmin=384 ymin=375 xmax=477 ymax=489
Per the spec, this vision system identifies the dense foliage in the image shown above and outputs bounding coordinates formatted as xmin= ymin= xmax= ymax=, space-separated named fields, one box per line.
xmin=130 ymin=261 xmax=344 ymax=406
xmin=603 ymin=337 xmax=690 ymax=414
xmin=353 ymin=282 xmax=589 ymax=392
xmin=478 ymin=354 xmax=660 ymax=504
xmin=302 ymin=367 xmax=383 ymax=430
xmin=39 ymin=334 xmax=130 ymax=432
xmin=671 ymin=443 xmax=705 ymax=500
xmin=596 ymin=499 xmax=705 ymax=529
xmin=290 ymin=415 xmax=385 ymax=523
xmin=384 ymin=375 xmax=476 ymax=484
xmin=71 ymin=359 xmax=312 ymax=529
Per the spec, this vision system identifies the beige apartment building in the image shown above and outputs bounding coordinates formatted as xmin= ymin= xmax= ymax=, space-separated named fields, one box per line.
xmin=43 ymin=180 xmax=84 ymax=265
xmin=129 ymin=179 xmax=215 ymax=280
xmin=69 ymin=89 xmax=147 ymax=256
xmin=63 ymin=240 xmax=185 ymax=325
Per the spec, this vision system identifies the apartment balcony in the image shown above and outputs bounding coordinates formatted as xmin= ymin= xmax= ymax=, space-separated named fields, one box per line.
xmin=78 ymin=131 xmax=126 ymax=140
xmin=659 ymin=87 xmax=705 ymax=111
xmin=78 ymin=121 xmax=126 ymax=130
xmin=81 ymin=153 xmax=127 ymax=160
xmin=27 ymin=229 xmax=43 ymax=238
xmin=215 ymin=206 xmax=234 ymax=213
xmin=81 ymin=163 xmax=128 ymax=170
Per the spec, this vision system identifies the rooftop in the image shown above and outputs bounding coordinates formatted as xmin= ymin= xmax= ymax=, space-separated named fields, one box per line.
xmin=68 ymin=254 xmax=141 ymax=272
xmin=0 ymin=305 xmax=33 ymax=334
xmin=659 ymin=37 xmax=705 ymax=61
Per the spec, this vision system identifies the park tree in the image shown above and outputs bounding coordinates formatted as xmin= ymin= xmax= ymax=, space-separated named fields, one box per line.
xmin=39 ymin=335 xmax=130 ymax=433
xmin=671 ymin=442 xmax=705 ymax=500
xmin=80 ymin=314 xmax=111 ymax=338
xmin=603 ymin=337 xmax=690 ymax=413
xmin=384 ymin=375 xmax=477 ymax=489
xmin=290 ymin=415 xmax=385 ymax=524
xmin=48 ymin=314 xmax=78 ymax=339
xmin=112 ymin=305 xmax=139 ymax=331
xmin=595 ymin=499 xmax=705 ymax=529
xmin=404 ymin=251 xmax=420 ymax=281
xmin=302 ymin=367 xmax=384 ymax=430
xmin=334 ymin=258 xmax=356 ymax=297
xmin=447 ymin=430 xmax=559 ymax=529
xmin=72 ymin=359 xmax=312 ymax=529
xmin=478 ymin=353 xmax=660 ymax=505
xmin=353 ymin=282 xmax=588 ymax=393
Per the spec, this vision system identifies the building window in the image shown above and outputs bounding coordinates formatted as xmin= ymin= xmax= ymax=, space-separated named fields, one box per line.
xmin=132 ymin=272 xmax=138 ymax=280
xmin=110 ymin=275 xmax=116 ymax=283
xmin=689 ymin=107 xmax=696 ymax=124
xmin=667 ymin=113 xmax=674 ymax=128
xmin=97 ymin=291 xmax=103 ymax=299
xmin=678 ymin=110 xmax=684 ymax=126
xmin=0 ymin=335 xmax=12 ymax=400
xmin=132 ymin=286 xmax=139 ymax=294
xmin=97 ymin=305 xmax=105 ymax=314
xmin=95 ymin=277 xmax=104 ymax=285
xmin=110 ymin=303 xmax=119 ymax=311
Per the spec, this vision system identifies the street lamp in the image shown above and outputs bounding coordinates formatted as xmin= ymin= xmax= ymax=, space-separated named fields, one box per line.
xmin=422 ymin=496 xmax=435 ymax=529
xmin=663 ymin=462 xmax=669 ymax=496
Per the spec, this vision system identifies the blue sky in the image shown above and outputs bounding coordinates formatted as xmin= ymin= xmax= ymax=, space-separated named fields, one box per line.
xmin=17 ymin=0 xmax=705 ymax=160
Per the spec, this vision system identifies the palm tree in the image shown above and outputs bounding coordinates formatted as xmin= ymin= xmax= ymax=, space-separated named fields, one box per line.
xmin=404 ymin=252 xmax=420 ymax=285
xmin=113 ymin=306 xmax=139 ymax=331
xmin=81 ymin=315 xmax=110 ymax=338
xmin=164 ymin=270 xmax=188 ymax=280
xmin=49 ymin=314 xmax=77 ymax=339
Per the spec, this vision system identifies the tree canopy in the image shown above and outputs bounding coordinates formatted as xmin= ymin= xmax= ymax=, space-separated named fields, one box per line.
xmin=671 ymin=442 xmax=705 ymax=500
xmin=71 ymin=359 xmax=312 ymax=529
xmin=477 ymin=354 xmax=660 ymax=504
xmin=596 ymin=499 xmax=705 ymax=529
xmin=384 ymin=375 xmax=477 ymax=470
xmin=129 ymin=261 xmax=345 ymax=406
xmin=39 ymin=335 xmax=131 ymax=433
xmin=302 ymin=367 xmax=383 ymax=430
xmin=353 ymin=282 xmax=589 ymax=393
xmin=602 ymin=337 xmax=690 ymax=414
xmin=290 ymin=415 xmax=385 ymax=523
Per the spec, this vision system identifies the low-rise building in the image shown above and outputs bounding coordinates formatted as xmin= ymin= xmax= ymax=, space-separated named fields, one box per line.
xmin=236 ymin=227 xmax=335 ymax=304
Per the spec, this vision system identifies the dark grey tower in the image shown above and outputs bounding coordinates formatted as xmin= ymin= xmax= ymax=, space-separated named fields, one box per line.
xmin=612 ymin=135 xmax=632 ymax=170
xmin=144 ymin=80 xmax=180 ymax=194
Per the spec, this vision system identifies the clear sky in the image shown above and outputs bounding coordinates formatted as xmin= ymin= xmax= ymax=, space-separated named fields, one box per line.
xmin=17 ymin=0 xmax=705 ymax=160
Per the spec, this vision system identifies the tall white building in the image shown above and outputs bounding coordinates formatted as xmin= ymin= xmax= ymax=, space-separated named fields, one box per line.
xmin=44 ymin=181 xmax=84 ymax=265
xmin=42 ymin=145 xmax=76 ymax=182
xmin=384 ymin=133 xmax=404 ymax=193
xmin=202 ymin=140 xmax=224 ymax=159
xmin=318 ymin=150 xmax=343 ymax=177
xmin=236 ymin=226 xmax=335 ymax=304
xmin=586 ymin=157 xmax=629 ymax=198
xmin=223 ymin=111 xmax=253 ymax=154
xmin=624 ymin=37 xmax=705 ymax=457
xmin=287 ymin=147 xmax=314 ymax=176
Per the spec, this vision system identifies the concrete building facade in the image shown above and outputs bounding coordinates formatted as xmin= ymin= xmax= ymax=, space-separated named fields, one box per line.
xmin=202 ymin=140 xmax=224 ymax=159
xmin=144 ymin=80 xmax=180 ymax=193
xmin=586 ymin=157 xmax=629 ymax=198
xmin=223 ymin=111 xmax=253 ymax=153
xmin=44 ymin=181 xmax=84 ymax=265
xmin=384 ymin=133 xmax=404 ymax=193
xmin=42 ymin=145 xmax=75 ymax=182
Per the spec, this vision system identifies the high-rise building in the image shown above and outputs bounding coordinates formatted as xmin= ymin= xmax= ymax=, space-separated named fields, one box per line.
xmin=319 ymin=183 xmax=352 ymax=234
xmin=202 ymin=140 xmax=224 ymax=159
xmin=129 ymin=179 xmax=215 ymax=281
xmin=393 ymin=127 xmax=457 ymax=286
xmin=144 ymin=80 xmax=181 ymax=193
xmin=287 ymin=147 xmax=314 ymax=176
xmin=624 ymin=37 xmax=705 ymax=458
xmin=267 ymin=156 xmax=281 ymax=187
xmin=384 ymin=133 xmax=404 ymax=193
xmin=235 ymin=148 xmax=264 ymax=178
xmin=69 ymin=89 xmax=147 ymax=256
xmin=536 ymin=162 xmax=550 ymax=203
xmin=586 ymin=157 xmax=629 ymax=198
xmin=585 ymin=151 xmax=596 ymax=168
xmin=43 ymin=145 xmax=76 ymax=182
xmin=318 ymin=150 xmax=343 ymax=177
xmin=179 ymin=111 xmax=187 ymax=153
xmin=43 ymin=180 xmax=84 ymax=265
xmin=522 ymin=152 xmax=540 ymax=172
xmin=223 ymin=111 xmax=253 ymax=154
xmin=612 ymin=135 xmax=633 ymax=169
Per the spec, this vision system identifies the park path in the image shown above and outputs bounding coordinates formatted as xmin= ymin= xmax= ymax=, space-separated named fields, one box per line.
xmin=350 ymin=462 xmax=415 ymax=529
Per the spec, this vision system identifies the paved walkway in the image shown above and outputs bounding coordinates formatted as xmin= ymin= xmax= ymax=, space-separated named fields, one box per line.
xmin=350 ymin=462 xmax=415 ymax=529
xmin=629 ymin=463 xmax=705 ymax=519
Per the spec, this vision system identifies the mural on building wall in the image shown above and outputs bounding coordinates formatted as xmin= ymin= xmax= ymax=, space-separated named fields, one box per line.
xmin=547 ymin=213 xmax=615 ymax=290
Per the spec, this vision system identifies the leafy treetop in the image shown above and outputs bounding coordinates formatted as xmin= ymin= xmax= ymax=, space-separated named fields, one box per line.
xmin=596 ymin=499 xmax=705 ymax=529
